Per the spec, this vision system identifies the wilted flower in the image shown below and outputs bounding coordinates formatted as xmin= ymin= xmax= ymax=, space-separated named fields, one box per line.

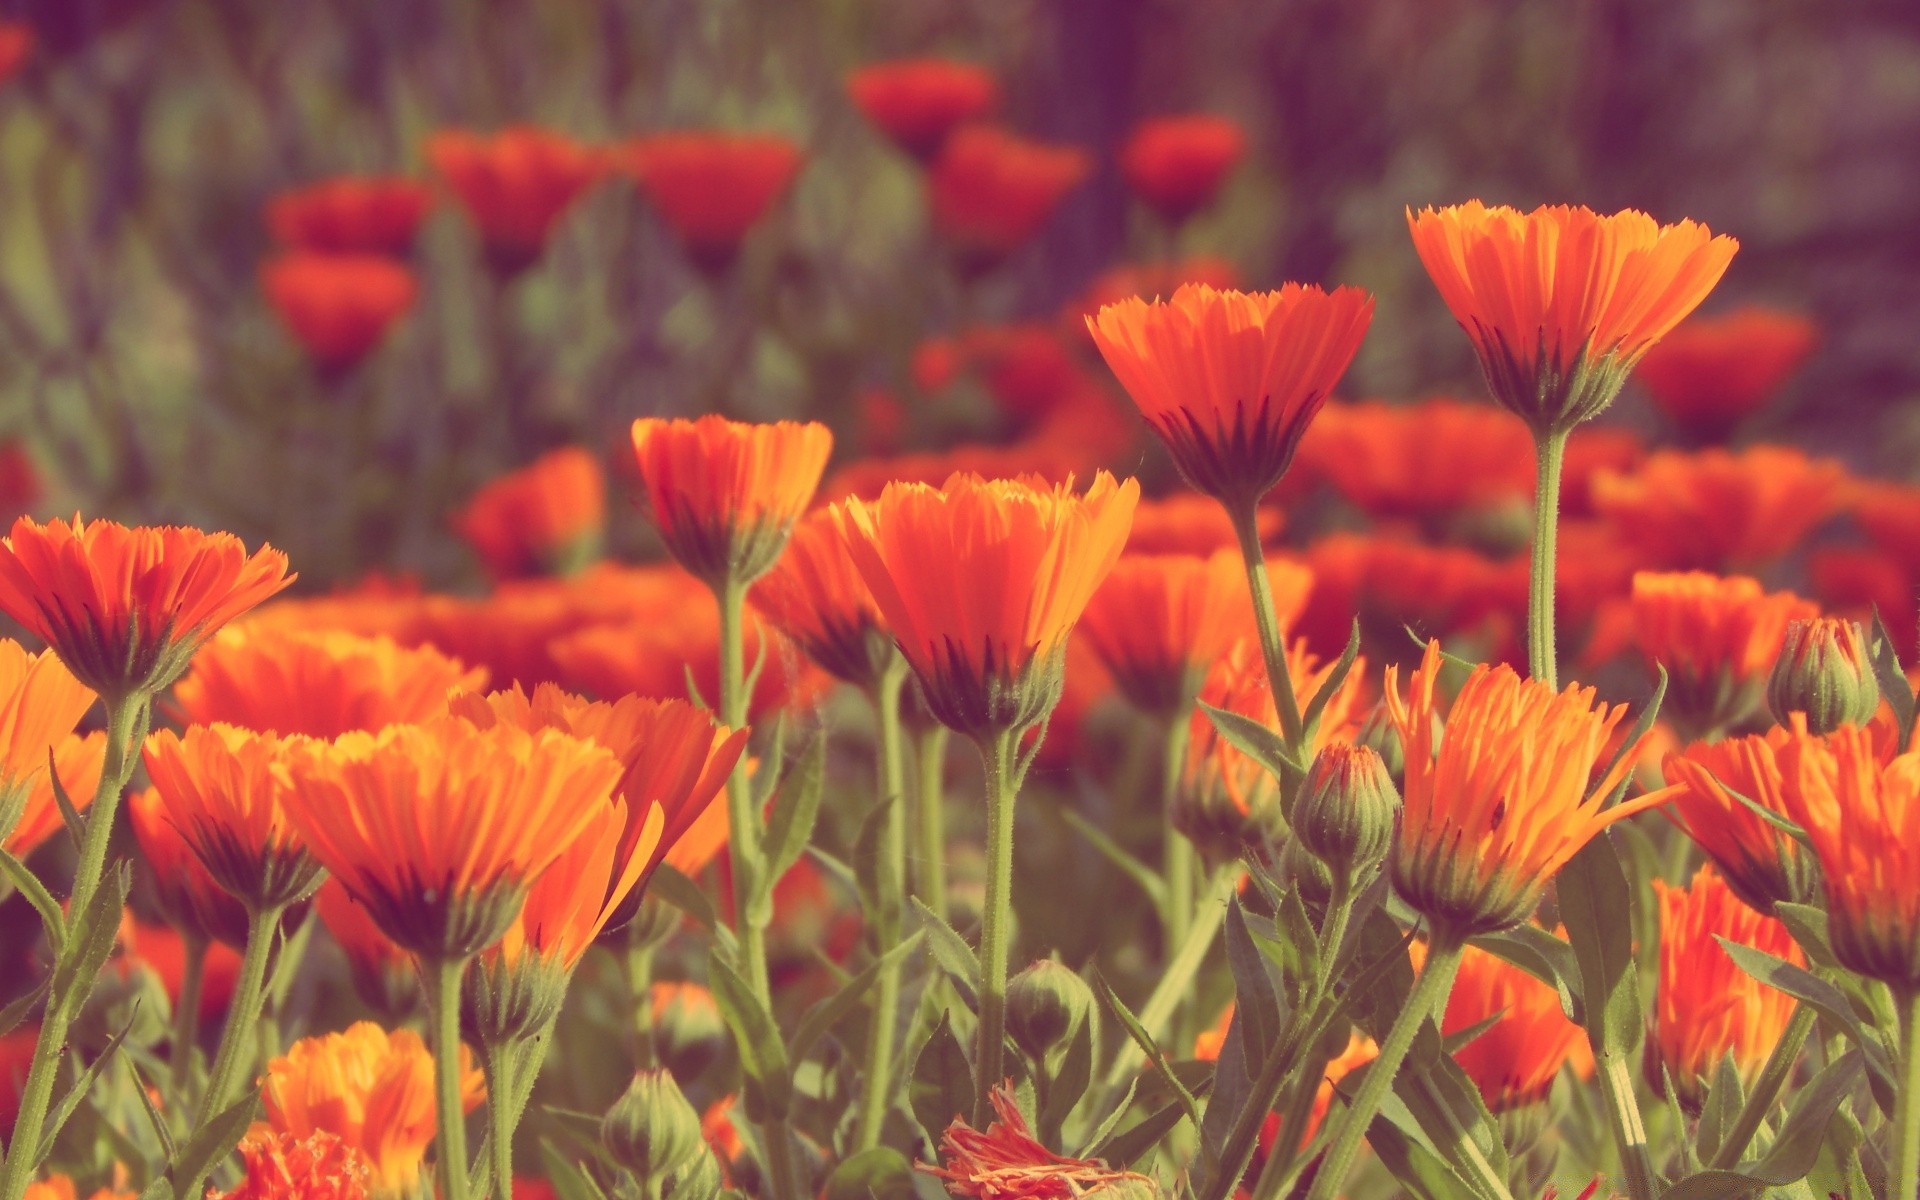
xmin=924 ymin=1084 xmax=1159 ymax=1200
xmin=261 ymin=252 xmax=418 ymax=379
xmin=847 ymin=59 xmax=998 ymax=162
xmin=1118 ymin=114 xmax=1245 ymax=225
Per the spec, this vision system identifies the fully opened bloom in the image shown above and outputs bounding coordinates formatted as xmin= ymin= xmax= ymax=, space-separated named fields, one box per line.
xmin=1076 ymin=550 xmax=1265 ymax=718
xmin=1424 ymin=937 xmax=1591 ymax=1113
xmin=426 ymin=125 xmax=603 ymax=275
xmin=261 ymin=253 xmax=418 ymax=379
xmin=847 ymin=59 xmax=998 ymax=162
xmin=1407 ymin=201 xmax=1737 ymax=433
xmin=1630 ymin=571 xmax=1816 ymax=735
xmin=1118 ymin=114 xmax=1246 ymax=225
xmin=925 ymin=1084 xmax=1158 ymax=1200
xmin=625 ymin=132 xmax=804 ymax=272
xmin=1592 ymin=446 xmax=1846 ymax=573
xmin=1387 ymin=640 xmax=1676 ymax=935
xmin=749 ymin=508 xmax=893 ymax=688
xmin=265 ymin=176 xmax=435 ymax=257
xmin=629 ymin=416 xmax=833 ymax=587
xmin=0 ymin=516 xmax=293 ymax=697
xmin=1305 ymin=397 xmax=1536 ymax=521
xmin=142 ymin=723 xmax=321 ymax=911
xmin=452 ymin=447 xmax=606 ymax=582
xmin=210 ymin=1130 xmax=371 ymax=1200
xmin=0 ymin=638 xmax=96 ymax=843
xmin=1634 ymin=307 xmax=1818 ymax=441
xmin=928 ymin=125 xmax=1091 ymax=272
xmin=1662 ymin=728 xmax=1819 ymax=913
xmin=830 ymin=472 xmax=1138 ymax=736
xmin=1088 ymin=283 xmax=1374 ymax=507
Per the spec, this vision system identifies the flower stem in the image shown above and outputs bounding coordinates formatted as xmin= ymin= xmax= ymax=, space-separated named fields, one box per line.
xmin=1228 ymin=502 xmax=1304 ymax=753
xmin=972 ymin=727 xmax=1021 ymax=1128
xmin=914 ymin=725 xmax=950 ymax=922
xmin=716 ymin=574 xmax=772 ymax=1006
xmin=1161 ymin=713 xmax=1196 ymax=956
xmin=168 ymin=936 xmax=208 ymax=1100
xmin=426 ymin=956 xmax=473 ymax=1200
xmin=625 ymin=932 xmax=655 ymax=1070
xmin=855 ymin=659 xmax=911 ymax=1151
xmin=1708 ymin=998 xmax=1815 ymax=1169
xmin=1528 ymin=427 xmax=1569 ymax=690
xmin=1893 ymin=987 xmax=1920 ymax=1200
xmin=192 ymin=903 xmax=284 ymax=1127
xmin=1594 ymin=1045 xmax=1659 ymax=1200
xmin=483 ymin=1042 xmax=517 ymax=1200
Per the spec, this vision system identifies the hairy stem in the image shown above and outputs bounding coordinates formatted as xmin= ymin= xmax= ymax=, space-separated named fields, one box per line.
xmin=426 ymin=956 xmax=473 ymax=1200
xmin=1527 ymin=427 xmax=1568 ymax=689
xmin=855 ymin=659 xmax=910 ymax=1150
xmin=973 ymin=728 xmax=1021 ymax=1127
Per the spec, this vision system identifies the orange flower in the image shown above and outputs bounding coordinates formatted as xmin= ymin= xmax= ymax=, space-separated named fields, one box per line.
xmin=549 ymin=600 xmax=826 ymax=722
xmin=262 ymin=1021 xmax=484 ymax=1197
xmin=1088 ymin=283 xmax=1374 ymax=507
xmin=170 ymin=626 xmax=485 ymax=739
xmin=1630 ymin=571 xmax=1816 ymax=735
xmin=1407 ymin=201 xmax=1737 ymax=432
xmin=21 ymin=1180 xmax=133 ymax=1200
xmin=261 ymin=252 xmax=418 ymax=379
xmin=1592 ymin=446 xmax=1847 ymax=573
xmin=625 ymin=132 xmax=804 ymax=272
xmin=316 ymin=879 xmax=415 ymax=1018
xmin=210 ymin=1130 xmax=371 ymax=1200
xmin=142 ymin=723 xmax=319 ymax=911
xmin=1076 ymin=550 xmax=1269 ymax=717
xmin=1662 ymin=728 xmax=1818 ymax=914
xmin=1064 ymin=258 xmax=1242 ymax=345
xmin=1652 ymin=864 xmax=1803 ymax=1110
xmin=1387 ymin=640 xmax=1676 ymax=935
xmin=0 ymin=439 xmax=40 ymax=517
xmin=453 ymin=447 xmax=606 ymax=582
xmin=1305 ymin=397 xmax=1536 ymax=520
xmin=1560 ymin=426 xmax=1646 ymax=517
xmin=1429 ymin=937 xmax=1592 ymax=1112
xmin=1849 ymin=479 xmax=1920 ymax=576
xmin=1118 ymin=114 xmax=1245 ymax=225
xmin=1779 ymin=725 xmax=1920 ymax=986
xmin=749 ymin=508 xmax=892 ymax=687
xmin=928 ymin=126 xmax=1091 ymax=272
xmin=1298 ymin=533 xmax=1522 ymax=655
xmin=1122 ymin=493 xmax=1279 ymax=555
xmin=8 ymin=731 xmax=104 ymax=862
xmin=629 ymin=416 xmax=834 ymax=587
xmin=830 ymin=472 xmax=1138 ymax=736
xmin=265 ymin=176 xmax=435 ymax=257
xmin=0 ymin=637 xmax=95 ymax=839
xmin=1633 ymin=307 xmax=1818 ymax=441
xmin=128 ymin=787 xmax=250 ymax=948
xmin=425 ymin=125 xmax=603 ymax=275
xmin=0 ymin=23 xmax=31 ymax=86
xmin=278 ymin=717 xmax=622 ymax=959
xmin=924 ymin=1083 xmax=1158 ymax=1200
xmin=847 ymin=59 xmax=998 ymax=162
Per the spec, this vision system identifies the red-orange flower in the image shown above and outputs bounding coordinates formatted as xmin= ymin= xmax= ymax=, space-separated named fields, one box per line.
xmin=625 ymin=132 xmax=804 ymax=272
xmin=426 ymin=125 xmax=604 ymax=275
xmin=629 ymin=416 xmax=834 ymax=587
xmin=128 ymin=786 xmax=250 ymax=948
xmin=142 ymin=723 xmax=319 ymax=911
xmin=925 ymin=1083 xmax=1158 ymax=1200
xmin=1064 ymin=258 xmax=1241 ymax=345
xmin=749 ymin=508 xmax=891 ymax=687
xmin=1592 ymin=446 xmax=1847 ymax=573
xmin=1305 ymin=397 xmax=1536 ymax=520
xmin=1849 ymin=479 xmax=1920 ymax=577
xmin=847 ymin=59 xmax=998 ymax=162
xmin=928 ymin=126 xmax=1091 ymax=272
xmin=1298 ymin=533 xmax=1522 ymax=656
xmin=0 ymin=637 xmax=95 ymax=842
xmin=0 ymin=516 xmax=293 ymax=697
xmin=1662 ymin=727 xmax=1817 ymax=914
xmin=1407 ymin=201 xmax=1737 ymax=432
xmin=21 ymin=1180 xmax=133 ymax=1200
xmin=316 ymin=880 xmax=415 ymax=1019
xmin=1088 ymin=283 xmax=1374 ymax=507
xmin=1387 ymin=640 xmax=1676 ymax=934
xmin=830 ymin=472 xmax=1138 ymax=736
xmin=265 ymin=176 xmax=435 ymax=257
xmin=1122 ymin=493 xmax=1279 ymax=556
xmin=1076 ymin=549 xmax=1269 ymax=717
xmin=1118 ymin=114 xmax=1245 ymax=225
xmin=210 ymin=1130 xmax=371 ymax=1200
xmin=0 ymin=24 xmax=31 ymax=86
xmin=1633 ymin=307 xmax=1818 ymax=441
xmin=1429 ymin=937 xmax=1592 ymax=1112
xmin=452 ymin=447 xmax=606 ymax=583
xmin=261 ymin=252 xmax=417 ymax=379
xmin=0 ymin=440 xmax=39 ymax=517
xmin=7 ymin=731 xmax=103 ymax=864
xmin=1630 ymin=571 xmax=1817 ymax=735
xmin=1654 ymin=864 xmax=1804 ymax=1112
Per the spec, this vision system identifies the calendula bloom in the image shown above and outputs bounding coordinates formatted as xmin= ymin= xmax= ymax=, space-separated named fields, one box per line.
xmin=316 ymin=880 xmax=416 ymax=1019
xmin=1661 ymin=728 xmax=1819 ymax=914
xmin=1076 ymin=550 xmax=1267 ymax=718
xmin=265 ymin=176 xmax=435 ymax=257
xmin=262 ymin=1022 xmax=484 ymax=1198
xmin=629 ymin=415 xmax=834 ymax=587
xmin=1407 ymin=201 xmax=1737 ymax=433
xmin=1630 ymin=571 xmax=1816 ymax=736
xmin=128 ymin=787 xmax=250 ymax=948
xmin=1592 ymin=447 xmax=1847 ymax=573
xmin=928 ymin=125 xmax=1091 ymax=272
xmin=625 ymin=132 xmax=804 ymax=272
xmin=210 ymin=1130 xmax=371 ymax=1200
xmin=550 ymin=603 xmax=826 ymax=722
xmin=1088 ymin=283 xmax=1374 ymax=507
xmin=452 ymin=447 xmax=606 ymax=582
xmin=170 ymin=626 xmax=485 ymax=739
xmin=749 ymin=508 xmax=893 ymax=688
xmin=261 ymin=252 xmax=419 ymax=379
xmin=1122 ymin=493 xmax=1280 ymax=555
xmin=1298 ymin=533 xmax=1522 ymax=654
xmin=1423 ymin=937 xmax=1592 ymax=1112
xmin=847 ymin=59 xmax=998 ymax=162
xmin=1306 ymin=397 xmax=1536 ymax=520
xmin=1118 ymin=114 xmax=1246 ymax=225
xmin=142 ymin=723 xmax=320 ymax=911
xmin=1852 ymin=479 xmax=1920 ymax=576
xmin=924 ymin=1083 xmax=1159 ymax=1200
xmin=21 ymin=1180 xmax=133 ymax=1200
xmin=0 ymin=439 xmax=40 ymax=516
xmin=7 ymin=731 xmax=104 ymax=863
xmin=1064 ymin=258 xmax=1242 ymax=345
xmin=1634 ymin=307 xmax=1819 ymax=441
xmin=1387 ymin=640 xmax=1677 ymax=936
xmin=278 ymin=716 xmax=621 ymax=959
xmin=0 ymin=638 xmax=95 ymax=842
xmin=1651 ymin=864 xmax=1803 ymax=1111
xmin=425 ymin=125 xmax=603 ymax=275
xmin=0 ymin=516 xmax=293 ymax=697
xmin=831 ymin=472 xmax=1138 ymax=736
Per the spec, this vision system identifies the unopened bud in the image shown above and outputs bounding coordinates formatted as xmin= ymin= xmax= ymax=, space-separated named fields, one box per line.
xmin=649 ymin=981 xmax=726 ymax=1082
xmin=1767 ymin=617 xmax=1879 ymax=735
xmin=1354 ymin=703 xmax=1404 ymax=781
xmin=1005 ymin=959 xmax=1094 ymax=1063
xmin=1293 ymin=744 xmax=1399 ymax=876
xmin=602 ymin=1068 xmax=718 ymax=1199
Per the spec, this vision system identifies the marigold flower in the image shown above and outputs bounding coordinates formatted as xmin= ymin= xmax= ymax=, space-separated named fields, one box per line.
xmin=1064 ymin=258 xmax=1241 ymax=345
xmin=215 ymin=1130 xmax=370 ymax=1200
xmin=128 ymin=786 xmax=250 ymax=948
xmin=924 ymin=1083 xmax=1159 ymax=1200
xmin=847 ymin=59 xmax=998 ymax=162
xmin=278 ymin=717 xmax=622 ymax=959
xmin=1076 ymin=550 xmax=1271 ymax=718
xmin=1088 ymin=283 xmax=1374 ymax=508
xmin=265 ymin=176 xmax=435 ymax=257
xmin=453 ymin=447 xmax=606 ymax=583
xmin=1630 ymin=571 xmax=1816 ymax=736
xmin=830 ymin=472 xmax=1138 ymax=736
xmin=1407 ymin=201 xmax=1737 ymax=432
xmin=1426 ymin=937 xmax=1592 ymax=1112
xmin=629 ymin=415 xmax=833 ymax=588
xmin=261 ymin=252 xmax=418 ymax=380
xmin=142 ymin=723 xmax=320 ymax=911
xmin=1633 ymin=307 xmax=1818 ymax=441
xmin=21 ymin=1179 xmax=132 ymax=1200
xmin=1387 ymin=640 xmax=1676 ymax=935
xmin=426 ymin=125 xmax=604 ymax=275
xmin=749 ymin=508 xmax=892 ymax=687
xmin=8 ymin=731 xmax=104 ymax=863
xmin=1298 ymin=533 xmax=1522 ymax=655
xmin=549 ymin=604 xmax=825 ymax=722
xmin=625 ymin=132 xmax=804 ymax=273
xmin=170 ymin=626 xmax=484 ymax=739
xmin=1592 ymin=447 xmax=1846 ymax=573
xmin=316 ymin=879 xmax=415 ymax=1018
xmin=0 ymin=440 xmax=40 ymax=517
xmin=1306 ymin=397 xmax=1536 ymax=520
xmin=262 ymin=1021 xmax=484 ymax=1197
xmin=1849 ymin=480 xmax=1920 ymax=577
xmin=1122 ymin=493 xmax=1279 ymax=555
xmin=0 ymin=24 xmax=31 ymax=86
xmin=928 ymin=126 xmax=1091 ymax=273
xmin=1118 ymin=114 xmax=1245 ymax=225
xmin=0 ymin=638 xmax=95 ymax=841
xmin=1661 ymin=728 xmax=1818 ymax=914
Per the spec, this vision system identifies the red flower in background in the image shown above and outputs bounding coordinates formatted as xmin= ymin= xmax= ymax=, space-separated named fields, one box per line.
xmin=1063 ymin=257 xmax=1240 ymax=344
xmin=847 ymin=58 xmax=998 ymax=163
xmin=453 ymin=447 xmax=607 ymax=583
xmin=426 ymin=125 xmax=604 ymax=275
xmin=0 ymin=441 xmax=39 ymax=518
xmin=929 ymin=126 xmax=1090 ymax=272
xmin=625 ymin=132 xmax=804 ymax=272
xmin=1304 ymin=397 xmax=1536 ymax=521
xmin=1591 ymin=446 xmax=1847 ymax=573
xmin=266 ymin=176 xmax=435 ymax=258
xmin=1633 ymin=307 xmax=1819 ymax=441
xmin=262 ymin=252 xmax=417 ymax=378
xmin=0 ymin=24 xmax=32 ymax=86
xmin=1119 ymin=114 xmax=1246 ymax=225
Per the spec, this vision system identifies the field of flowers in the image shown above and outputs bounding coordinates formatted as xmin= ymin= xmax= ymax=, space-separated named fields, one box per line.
xmin=0 ymin=4 xmax=1919 ymax=1200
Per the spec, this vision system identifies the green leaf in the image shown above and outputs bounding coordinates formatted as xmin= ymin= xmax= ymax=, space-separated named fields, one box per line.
xmin=1093 ymin=971 xmax=1202 ymax=1139
xmin=0 ymin=847 xmax=64 ymax=954
xmin=0 ymin=980 xmax=48 ymax=1041
xmin=47 ymin=746 xmax=85 ymax=850
xmin=162 ymin=1090 xmax=258 ymax=1198
xmin=1392 ymin=1044 xmax=1511 ymax=1188
xmin=1301 ymin=619 xmax=1362 ymax=738
xmin=538 ymin=1143 xmax=612 ymax=1200
xmin=1223 ymin=898 xmax=1280 ymax=1066
xmin=1058 ymin=808 xmax=1167 ymax=912
xmin=1716 ymin=941 xmax=1897 ymax=1110
xmin=1470 ymin=925 xmax=1583 ymax=1026
xmin=911 ymin=898 xmax=981 ymax=1009
xmin=1771 ymin=902 xmax=1839 ymax=971
xmin=1199 ymin=701 xmax=1301 ymax=782
xmin=1093 ymin=1100 xmax=1188 ymax=1167
xmin=1558 ymin=831 xmax=1643 ymax=1055
xmin=790 ymin=931 xmax=924 ymax=1066
xmin=648 ymin=863 xmax=715 ymax=930
xmin=1197 ymin=1003 xmax=1251 ymax=1164
xmin=1660 ymin=1052 xmax=1861 ymax=1200
xmin=53 ymin=863 xmax=133 ymax=1003
xmin=1040 ymin=1014 xmax=1094 ymax=1141
xmin=1870 ymin=608 xmax=1917 ymax=749
xmin=706 ymin=949 xmax=793 ymax=1118
xmin=39 ymin=1009 xmax=140 ymax=1160
xmin=851 ymin=795 xmax=895 ymax=921
xmin=1077 ymin=1078 xmax=1138 ymax=1158
xmin=757 ymin=730 xmax=825 ymax=918
xmin=822 ymin=1148 xmax=917 ymax=1200
xmin=910 ymin=1010 xmax=973 ymax=1142
xmin=1364 ymin=1107 xmax=1487 ymax=1200
xmin=1693 ymin=1054 xmax=1745 ymax=1167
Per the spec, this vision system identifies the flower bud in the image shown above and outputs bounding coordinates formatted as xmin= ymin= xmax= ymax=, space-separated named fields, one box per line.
xmin=1354 ymin=703 xmax=1405 ymax=782
xmin=1292 ymin=744 xmax=1399 ymax=876
xmin=1005 ymin=959 xmax=1094 ymax=1063
xmin=1280 ymin=834 xmax=1334 ymax=906
xmin=1767 ymin=617 xmax=1879 ymax=735
xmin=649 ymin=981 xmax=727 ymax=1083
xmin=601 ymin=1068 xmax=720 ymax=1200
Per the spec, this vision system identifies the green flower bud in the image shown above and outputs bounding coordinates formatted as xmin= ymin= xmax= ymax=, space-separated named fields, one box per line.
xmin=1005 ymin=959 xmax=1094 ymax=1063
xmin=1768 ymin=617 xmax=1879 ymax=735
xmin=602 ymin=1068 xmax=717 ymax=1200
xmin=1281 ymin=834 xmax=1333 ymax=907
xmin=1293 ymin=743 xmax=1399 ymax=875
xmin=649 ymin=981 xmax=727 ymax=1083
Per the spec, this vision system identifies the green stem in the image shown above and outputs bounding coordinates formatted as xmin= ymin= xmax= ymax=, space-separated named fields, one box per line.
xmin=192 ymin=904 xmax=283 ymax=1126
xmin=1527 ymin=427 xmax=1568 ymax=690
xmin=1099 ymin=869 xmax=1238 ymax=1096
xmin=716 ymin=575 xmax=772 ymax=1006
xmin=1303 ymin=931 xmax=1465 ymax=1200
xmin=1594 ymin=1045 xmax=1659 ymax=1200
xmin=1161 ymin=713 xmax=1196 ymax=956
xmin=1893 ymin=987 xmax=1920 ymax=1200
xmin=972 ymin=727 xmax=1021 ymax=1127
xmin=1708 ymin=999 xmax=1815 ymax=1169
xmin=168 ymin=937 xmax=208 ymax=1101
xmin=913 ymin=725 xmax=950 ymax=922
xmin=764 ymin=1116 xmax=802 ymax=1200
xmin=1228 ymin=502 xmax=1304 ymax=753
xmin=484 ymin=1042 xmax=516 ymax=1200
xmin=426 ymin=957 xmax=473 ymax=1200
xmin=855 ymin=659 xmax=910 ymax=1150
xmin=626 ymin=933 xmax=655 ymax=1070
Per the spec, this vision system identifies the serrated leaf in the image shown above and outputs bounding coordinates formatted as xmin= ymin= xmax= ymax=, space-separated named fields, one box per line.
xmin=1224 ymin=899 xmax=1280 ymax=1066
xmin=910 ymin=1011 xmax=972 ymax=1142
xmin=706 ymin=949 xmax=792 ymax=1118
xmin=822 ymin=1147 xmax=916 ymax=1200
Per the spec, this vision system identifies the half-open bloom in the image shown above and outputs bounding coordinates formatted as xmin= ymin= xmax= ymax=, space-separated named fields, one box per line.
xmin=425 ymin=125 xmax=603 ymax=275
xmin=1630 ymin=571 xmax=1816 ymax=735
xmin=265 ymin=176 xmax=435 ymax=257
xmin=261 ymin=252 xmax=418 ymax=379
xmin=143 ymin=723 xmax=320 ymax=911
xmin=625 ymin=132 xmax=804 ymax=272
xmin=452 ymin=447 xmax=606 ymax=582
xmin=1662 ymin=727 xmax=1818 ymax=913
xmin=749 ymin=508 xmax=893 ymax=688
xmin=1633 ymin=307 xmax=1818 ymax=441
xmin=928 ymin=125 xmax=1090 ymax=272
xmin=847 ymin=59 xmax=998 ymax=162
xmin=1118 ymin=114 xmax=1245 ymax=225
xmin=1076 ymin=549 xmax=1265 ymax=718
